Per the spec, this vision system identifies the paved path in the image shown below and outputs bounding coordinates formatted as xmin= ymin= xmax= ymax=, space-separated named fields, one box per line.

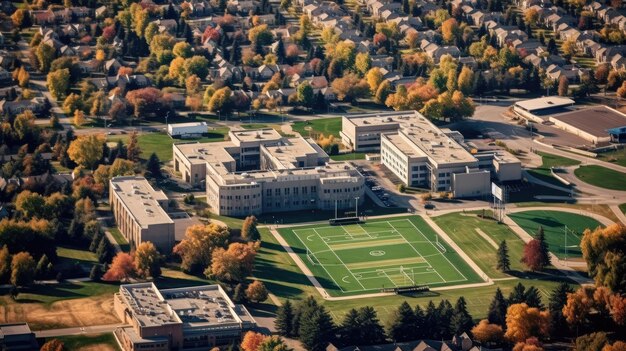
xmin=506 ymin=206 xmax=615 ymax=226
xmin=475 ymin=228 xmax=498 ymax=249
xmin=34 ymin=324 xmax=128 ymax=338
xmin=104 ymin=230 xmax=123 ymax=254
xmin=610 ymin=204 xmax=626 ymax=225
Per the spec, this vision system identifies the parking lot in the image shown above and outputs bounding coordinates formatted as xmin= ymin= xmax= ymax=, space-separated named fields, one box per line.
xmin=355 ymin=165 xmax=397 ymax=208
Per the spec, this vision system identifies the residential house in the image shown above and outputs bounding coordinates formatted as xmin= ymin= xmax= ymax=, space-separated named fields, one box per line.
xmin=0 ymin=97 xmax=49 ymax=117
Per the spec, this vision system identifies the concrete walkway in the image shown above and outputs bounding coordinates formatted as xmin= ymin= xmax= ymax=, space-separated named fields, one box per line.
xmin=506 ymin=206 xmax=615 ymax=226
xmin=610 ymin=205 xmax=626 ymax=225
xmin=104 ymin=230 xmax=123 ymax=254
xmin=34 ymin=324 xmax=129 ymax=337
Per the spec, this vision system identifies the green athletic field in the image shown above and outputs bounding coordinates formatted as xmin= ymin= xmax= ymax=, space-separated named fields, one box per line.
xmin=277 ymin=216 xmax=482 ymax=296
xmin=508 ymin=210 xmax=603 ymax=259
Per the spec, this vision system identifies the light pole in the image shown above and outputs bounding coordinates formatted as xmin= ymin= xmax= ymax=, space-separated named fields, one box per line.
xmin=355 ymin=196 xmax=359 ymax=218
xmin=165 ymin=111 xmax=169 ymax=126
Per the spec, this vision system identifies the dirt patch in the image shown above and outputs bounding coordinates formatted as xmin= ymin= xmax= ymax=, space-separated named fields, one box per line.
xmin=0 ymin=295 xmax=119 ymax=330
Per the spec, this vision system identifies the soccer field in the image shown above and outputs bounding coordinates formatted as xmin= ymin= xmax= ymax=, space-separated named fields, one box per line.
xmin=508 ymin=210 xmax=603 ymax=259
xmin=278 ymin=216 xmax=482 ymax=296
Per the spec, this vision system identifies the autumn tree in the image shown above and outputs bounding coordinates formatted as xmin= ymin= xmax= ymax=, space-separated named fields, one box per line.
xmin=241 ymin=216 xmax=260 ymax=241
xmin=504 ymin=303 xmax=550 ymax=343
xmin=355 ymin=52 xmax=372 ymax=77
xmin=173 ymin=223 xmax=230 ymax=272
xmin=522 ymin=239 xmax=549 ymax=271
xmin=11 ymin=9 xmax=31 ymax=28
xmin=241 ymin=331 xmax=266 ymax=351
xmin=0 ymin=246 xmax=10 ymax=283
xmin=47 ymin=69 xmax=70 ymax=99
xmin=558 ymin=76 xmax=569 ymax=96
xmin=441 ymin=18 xmax=460 ymax=44
xmin=458 ymin=66 xmax=475 ymax=95
xmin=367 ymin=68 xmax=384 ymax=94
xmin=575 ymin=333 xmax=609 ymax=351
xmin=36 ymin=43 xmax=55 ymax=73
xmin=497 ymin=240 xmax=511 ymax=272
xmin=245 ymin=280 xmax=268 ymax=303
xmin=524 ymin=8 xmax=539 ymax=25
xmin=40 ymin=339 xmax=66 ymax=351
xmin=10 ymin=252 xmax=36 ymax=287
xmin=581 ymin=223 xmax=626 ymax=292
xmin=208 ymin=87 xmax=232 ymax=114
xmin=126 ymin=131 xmax=141 ymax=162
xmin=102 ymin=252 xmax=135 ymax=282
xmin=67 ymin=134 xmax=105 ymax=169
xmin=331 ymin=73 xmax=370 ymax=101
xmin=472 ymin=320 xmax=504 ymax=345
xmin=134 ymin=241 xmax=162 ymax=278
xmin=513 ymin=338 xmax=544 ymax=351
xmin=207 ymin=242 xmax=259 ymax=282
xmin=296 ymin=82 xmax=314 ymax=108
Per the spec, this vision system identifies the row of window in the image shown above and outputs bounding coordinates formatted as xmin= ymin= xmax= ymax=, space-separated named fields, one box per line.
xmin=323 ymin=186 xmax=362 ymax=194
xmin=266 ymin=186 xmax=317 ymax=196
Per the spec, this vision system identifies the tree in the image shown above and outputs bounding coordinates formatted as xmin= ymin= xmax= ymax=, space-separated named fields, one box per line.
xmin=241 ymin=216 xmax=260 ymax=241
xmin=14 ymin=110 xmax=37 ymax=142
xmin=35 ymin=254 xmax=50 ymax=279
xmin=576 ymin=333 xmax=609 ymax=351
xmin=451 ymin=297 xmax=474 ymax=335
xmin=441 ymin=18 xmax=460 ymax=44
xmin=617 ymin=81 xmax=626 ymax=98
xmin=63 ymin=93 xmax=82 ymax=114
xmin=355 ymin=52 xmax=372 ymax=77
xmin=510 ymin=282 xmax=527 ymax=304
xmin=0 ymin=245 xmax=10 ymax=283
xmin=102 ymin=252 xmax=135 ymax=282
xmin=36 ymin=43 xmax=55 ymax=73
xmin=581 ymin=223 xmax=626 ymax=292
xmin=47 ymin=68 xmax=70 ymax=100
xmin=488 ymin=288 xmax=509 ymax=326
xmin=548 ymin=282 xmax=574 ymax=334
xmin=562 ymin=39 xmax=578 ymax=58
xmin=558 ymin=76 xmax=569 ymax=96
xmin=513 ymin=339 xmax=544 ymax=351
xmin=522 ymin=239 xmax=549 ymax=271
xmin=375 ymin=80 xmax=391 ymax=104
xmin=331 ymin=73 xmax=369 ymax=101
xmin=96 ymin=237 xmax=112 ymax=263
xmin=173 ymin=223 xmax=230 ymax=272
xmin=40 ymin=339 xmax=66 ymax=351
xmin=67 ymin=134 xmax=105 ymax=169
xmin=387 ymin=301 xmax=417 ymax=342
xmin=15 ymin=191 xmax=45 ymax=219
xmin=126 ymin=131 xmax=140 ymax=162
xmin=497 ymin=240 xmax=511 ymax=272
xmin=246 ymin=280 xmax=268 ymax=303
xmin=10 ymin=252 xmax=36 ymax=287
xmin=299 ymin=305 xmax=335 ymax=351
xmin=524 ymin=8 xmax=539 ymax=25
xmin=296 ymin=82 xmax=314 ymax=108
xmin=145 ymin=153 xmax=162 ymax=178
xmin=208 ymin=242 xmax=259 ymax=282
xmin=134 ymin=241 xmax=162 ymax=278
xmin=504 ymin=303 xmax=550 ymax=343
xmin=241 ymin=331 xmax=266 ymax=351
xmin=366 ymin=68 xmax=384 ymax=93
xmin=276 ymin=299 xmax=295 ymax=336
xmin=472 ymin=320 xmax=504 ymax=345
xmin=208 ymin=87 xmax=232 ymax=114
xmin=458 ymin=66 xmax=474 ymax=95
xmin=525 ymin=286 xmax=543 ymax=309
xmin=358 ymin=306 xmax=386 ymax=345
xmin=73 ymin=110 xmax=86 ymax=127
xmin=90 ymin=264 xmax=103 ymax=281
xmin=258 ymin=336 xmax=292 ymax=351
xmin=11 ymin=9 xmax=31 ymax=28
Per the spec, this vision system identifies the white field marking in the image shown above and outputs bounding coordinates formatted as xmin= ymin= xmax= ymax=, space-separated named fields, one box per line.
xmin=306 ymin=234 xmax=316 ymax=242
xmin=386 ymin=221 xmax=433 ymax=270
xmin=351 ymin=262 xmax=432 ymax=273
xmin=292 ymin=229 xmax=346 ymax=292
xmin=380 ymin=269 xmax=398 ymax=287
xmin=403 ymin=218 xmax=468 ymax=282
xmin=357 ymin=223 xmax=373 ymax=239
xmin=313 ymin=228 xmax=366 ymax=291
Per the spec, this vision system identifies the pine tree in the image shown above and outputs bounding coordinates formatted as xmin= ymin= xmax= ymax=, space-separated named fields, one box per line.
xmin=548 ymin=282 xmax=573 ymax=335
xmin=339 ymin=308 xmax=360 ymax=346
xmin=423 ymin=301 xmax=440 ymax=339
xmin=414 ymin=305 xmax=426 ymax=339
xmin=68 ymin=219 xmax=83 ymax=241
xmin=146 ymin=152 xmax=162 ymax=178
xmin=232 ymin=283 xmax=246 ymax=303
xmin=35 ymin=254 xmax=50 ymax=280
xmin=241 ymin=216 xmax=260 ymax=241
xmin=126 ymin=131 xmax=140 ymax=162
xmin=90 ymin=264 xmax=102 ymax=281
xmin=275 ymin=300 xmax=295 ymax=337
xmin=90 ymin=230 xmax=104 ymax=252
xmin=524 ymin=286 xmax=543 ymax=309
xmin=388 ymin=301 xmax=417 ymax=342
xmin=437 ymin=300 xmax=454 ymax=339
xmin=358 ymin=306 xmax=386 ymax=345
xmin=299 ymin=306 xmax=335 ymax=351
xmin=496 ymin=240 xmax=510 ymax=272
xmin=450 ymin=297 xmax=474 ymax=335
xmin=275 ymin=38 xmax=285 ymax=63
xmin=487 ymin=288 xmax=508 ymax=326
xmin=509 ymin=282 xmax=526 ymax=304
xmin=96 ymin=237 xmax=111 ymax=263
xmin=535 ymin=226 xmax=552 ymax=267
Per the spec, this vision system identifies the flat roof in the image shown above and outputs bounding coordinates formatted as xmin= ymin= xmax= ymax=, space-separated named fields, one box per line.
xmin=168 ymin=122 xmax=208 ymax=128
xmin=262 ymin=137 xmax=324 ymax=169
xmin=119 ymin=283 xmax=255 ymax=330
xmin=514 ymin=96 xmax=575 ymax=111
xmin=0 ymin=323 xmax=32 ymax=337
xmin=174 ymin=141 xmax=236 ymax=166
xmin=551 ymin=106 xmax=626 ymax=137
xmin=110 ymin=177 xmax=173 ymax=228
xmin=230 ymin=128 xmax=282 ymax=143
xmin=343 ymin=111 xmax=419 ymax=127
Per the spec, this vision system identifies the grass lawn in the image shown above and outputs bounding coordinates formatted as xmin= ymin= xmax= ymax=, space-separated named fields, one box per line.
xmin=241 ymin=123 xmax=269 ymax=129
xmin=620 ymin=203 xmax=626 ymax=215
xmin=57 ymin=247 xmax=97 ymax=263
xmin=433 ymin=211 xmax=526 ymax=279
xmin=108 ymin=128 xmax=229 ymax=163
xmin=330 ymin=152 xmax=367 ymax=161
xmin=598 ymin=148 xmax=626 ymax=167
xmin=292 ymin=117 xmax=342 ymax=139
xmin=1 ymin=282 xmax=119 ymax=305
xmin=508 ymin=210 xmax=603 ymax=259
xmin=277 ymin=216 xmax=482 ymax=297
xmin=108 ymin=227 xmax=130 ymax=252
xmin=50 ymin=161 xmax=72 ymax=174
xmin=54 ymin=333 xmax=121 ymax=351
xmin=574 ymin=165 xmax=626 ymax=190
xmin=527 ymin=152 xmax=580 ymax=187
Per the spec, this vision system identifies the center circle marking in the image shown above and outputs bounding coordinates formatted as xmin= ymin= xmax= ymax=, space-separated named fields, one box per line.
xmin=370 ymin=250 xmax=385 ymax=256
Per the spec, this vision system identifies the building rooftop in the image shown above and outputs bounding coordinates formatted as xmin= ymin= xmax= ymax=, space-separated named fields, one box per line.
xmin=119 ymin=283 xmax=255 ymax=330
xmin=262 ymin=137 xmax=326 ymax=169
xmin=550 ymin=105 xmax=626 ymax=137
xmin=168 ymin=121 xmax=208 ymax=128
xmin=514 ymin=96 xmax=575 ymax=111
xmin=343 ymin=111 xmax=418 ymax=127
xmin=174 ymin=141 xmax=236 ymax=166
xmin=0 ymin=323 xmax=33 ymax=337
xmin=230 ymin=128 xmax=282 ymax=144
xmin=109 ymin=177 xmax=173 ymax=228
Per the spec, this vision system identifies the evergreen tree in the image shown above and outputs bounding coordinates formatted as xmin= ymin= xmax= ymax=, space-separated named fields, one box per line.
xmin=437 ymin=300 xmax=454 ymax=339
xmin=414 ymin=305 xmax=426 ymax=339
xmin=68 ymin=219 xmax=83 ymax=241
xmin=35 ymin=254 xmax=50 ymax=280
xmin=276 ymin=38 xmax=286 ymax=63
xmin=423 ymin=301 xmax=441 ymax=339
xmin=89 ymin=264 xmax=102 ymax=281
xmin=90 ymin=229 xmax=104 ymax=252
xmin=450 ymin=297 xmax=474 ymax=335
xmin=230 ymin=39 xmax=241 ymax=64
xmin=524 ymin=286 xmax=543 ymax=309
xmin=299 ymin=306 xmax=335 ymax=351
xmin=96 ymin=237 xmax=111 ymax=263
xmin=275 ymin=300 xmax=295 ymax=337
xmin=146 ymin=152 xmax=162 ymax=178
xmin=508 ymin=282 xmax=526 ymax=304
xmin=387 ymin=301 xmax=417 ymax=342
xmin=339 ymin=309 xmax=361 ymax=346
xmin=487 ymin=288 xmax=508 ymax=326
xmin=548 ymin=282 xmax=573 ymax=335
xmin=358 ymin=306 xmax=386 ymax=345
xmin=535 ymin=226 xmax=552 ymax=267
xmin=232 ymin=283 xmax=246 ymax=303
xmin=496 ymin=240 xmax=510 ymax=272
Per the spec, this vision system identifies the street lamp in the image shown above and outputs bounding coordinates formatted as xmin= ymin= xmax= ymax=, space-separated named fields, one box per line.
xmin=355 ymin=196 xmax=360 ymax=218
